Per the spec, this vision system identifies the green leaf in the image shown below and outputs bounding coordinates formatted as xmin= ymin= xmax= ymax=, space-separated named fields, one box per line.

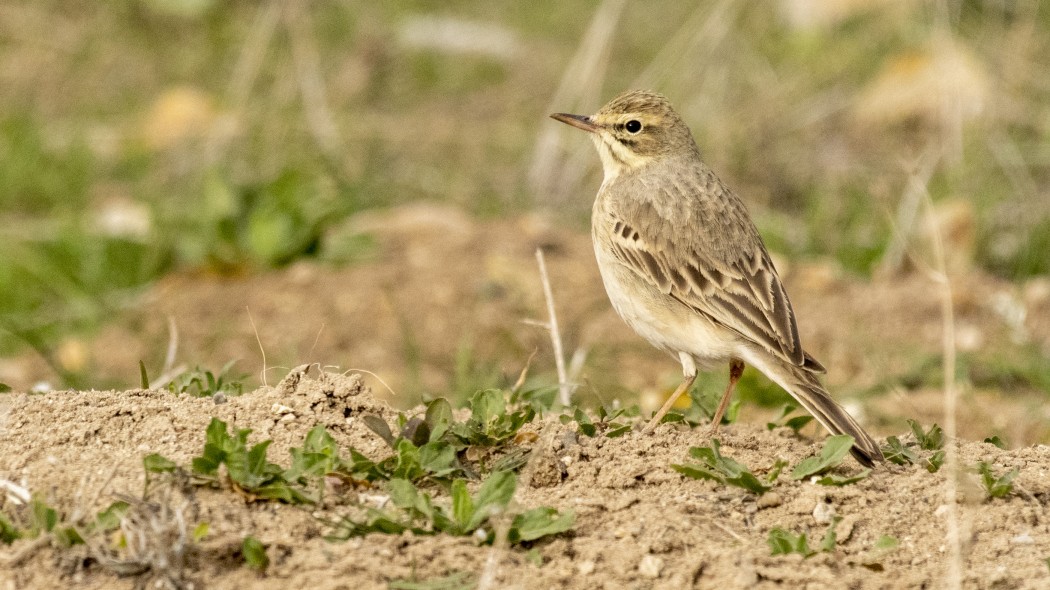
xmin=766 ymin=459 xmax=787 ymax=484
xmin=138 ymin=360 xmax=150 ymax=389
xmin=193 ymin=522 xmax=210 ymax=542
xmin=29 ymin=497 xmax=58 ymax=536
xmin=816 ymin=469 xmax=871 ymax=486
xmin=418 ymin=441 xmax=458 ymax=478
xmin=424 ymin=398 xmax=454 ymax=442
xmin=470 ymin=389 xmax=505 ymax=426
xmin=881 ymin=436 xmax=919 ymax=466
xmin=388 ymin=478 xmax=434 ymax=523
xmin=252 ymin=481 xmax=313 ymax=504
xmin=791 ymin=435 xmax=855 ymax=480
xmin=924 ymin=450 xmax=946 ymax=473
xmin=907 ymin=420 xmax=945 ymax=450
xmin=984 ymin=435 xmax=1007 ymax=449
xmin=392 ymin=439 xmax=423 ymax=481
xmin=468 ymin=471 xmax=516 ymax=531
xmin=672 ymin=440 xmax=773 ymax=495
xmin=768 ymin=527 xmax=814 ymax=557
xmin=573 ymin=408 xmax=595 ymax=437
xmin=819 ymin=516 xmax=842 ymax=553
xmin=0 ymin=383 xmax=11 ymax=393
xmin=92 ymin=501 xmax=130 ymax=532
xmin=400 ymin=418 xmax=431 ymax=448
xmin=193 ymin=417 xmax=235 ymax=475
xmin=874 ymin=535 xmax=899 ymax=550
xmin=451 ymin=480 xmax=473 ymax=531
xmin=509 ymin=507 xmax=575 ymax=543
xmin=0 ymin=513 xmax=21 ymax=544
xmin=784 ymin=415 xmax=814 ymax=434
xmin=53 ymin=526 xmax=84 ymax=547
xmin=605 ymin=424 xmax=632 ymax=438
xmin=977 ymin=462 xmax=1018 ymax=499
xmin=363 ymin=415 xmax=396 ymax=448
xmin=242 ymin=536 xmax=269 ymax=571
xmin=143 ymin=453 xmax=178 ymax=473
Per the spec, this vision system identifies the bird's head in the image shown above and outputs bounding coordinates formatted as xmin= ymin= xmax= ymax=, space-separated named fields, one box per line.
xmin=551 ymin=90 xmax=698 ymax=179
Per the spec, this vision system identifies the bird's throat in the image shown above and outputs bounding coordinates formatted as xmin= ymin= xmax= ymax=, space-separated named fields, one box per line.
xmin=593 ymin=134 xmax=649 ymax=183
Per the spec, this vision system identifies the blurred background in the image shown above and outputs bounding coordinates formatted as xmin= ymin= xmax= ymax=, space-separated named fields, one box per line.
xmin=1 ymin=1 xmax=1048 ymax=442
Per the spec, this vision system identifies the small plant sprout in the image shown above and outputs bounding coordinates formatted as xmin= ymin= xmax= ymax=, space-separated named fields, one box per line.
xmin=241 ymin=536 xmax=269 ymax=572
xmin=671 ymin=439 xmax=782 ymax=495
xmin=983 ymin=435 xmax=1007 ymax=449
xmin=976 ymin=462 xmax=1019 ymax=499
xmin=791 ymin=435 xmax=860 ymax=482
xmin=880 ymin=420 xmax=947 ymax=472
xmin=166 ymin=361 xmax=245 ymax=398
xmin=766 ymin=403 xmax=814 ymax=435
xmin=767 ymin=528 xmax=813 ymax=557
xmin=768 ymin=517 xmax=841 ymax=558
xmin=327 ymin=471 xmax=573 ymax=546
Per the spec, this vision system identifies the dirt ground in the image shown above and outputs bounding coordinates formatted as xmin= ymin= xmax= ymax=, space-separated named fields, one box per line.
xmin=1 ymin=370 xmax=1049 ymax=589
xmin=2 ymin=206 xmax=1050 ymax=588
xmin=4 ymin=204 xmax=1050 ymax=442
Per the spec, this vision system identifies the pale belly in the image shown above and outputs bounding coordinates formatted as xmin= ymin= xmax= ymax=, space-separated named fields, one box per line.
xmin=592 ymin=239 xmax=739 ymax=372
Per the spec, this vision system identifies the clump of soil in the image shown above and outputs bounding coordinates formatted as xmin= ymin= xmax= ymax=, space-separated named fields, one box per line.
xmin=1 ymin=369 xmax=1048 ymax=589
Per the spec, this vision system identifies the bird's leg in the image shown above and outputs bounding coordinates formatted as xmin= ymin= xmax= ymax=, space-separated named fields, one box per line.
xmin=708 ymin=358 xmax=745 ymax=435
xmin=642 ymin=373 xmax=697 ymax=433
xmin=642 ymin=353 xmax=698 ymax=433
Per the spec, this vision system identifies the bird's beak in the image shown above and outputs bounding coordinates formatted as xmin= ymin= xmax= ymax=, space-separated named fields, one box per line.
xmin=550 ymin=113 xmax=598 ymax=133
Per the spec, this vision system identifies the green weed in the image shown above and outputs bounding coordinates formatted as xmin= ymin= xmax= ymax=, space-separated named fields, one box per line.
xmin=791 ymin=435 xmax=857 ymax=480
xmin=327 ymin=470 xmax=573 ymax=546
xmin=671 ymin=439 xmax=783 ymax=495
xmin=766 ymin=403 xmax=814 ymax=435
xmin=881 ymin=420 xmax=945 ymax=473
xmin=976 ymin=462 xmax=1018 ymax=499
xmin=165 ymin=362 xmax=245 ymax=398
xmin=241 ymin=536 xmax=269 ymax=572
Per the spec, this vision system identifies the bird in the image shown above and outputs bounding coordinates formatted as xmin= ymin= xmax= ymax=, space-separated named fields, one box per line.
xmin=550 ymin=90 xmax=883 ymax=467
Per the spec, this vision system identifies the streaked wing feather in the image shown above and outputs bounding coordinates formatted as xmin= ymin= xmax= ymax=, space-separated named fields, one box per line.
xmin=608 ymin=216 xmax=806 ymax=367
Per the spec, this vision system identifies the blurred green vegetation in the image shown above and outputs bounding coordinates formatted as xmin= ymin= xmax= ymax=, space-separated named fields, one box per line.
xmin=1 ymin=1 xmax=1048 ymax=392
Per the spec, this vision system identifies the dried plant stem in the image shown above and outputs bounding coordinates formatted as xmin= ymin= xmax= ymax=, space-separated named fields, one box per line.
xmin=921 ymin=177 xmax=963 ymax=590
xmin=528 ymin=0 xmax=624 ymax=201
xmin=535 ymin=248 xmax=571 ymax=406
xmin=247 ymin=306 xmax=268 ymax=387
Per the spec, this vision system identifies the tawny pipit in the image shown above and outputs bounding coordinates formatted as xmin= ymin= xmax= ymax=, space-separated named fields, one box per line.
xmin=552 ymin=90 xmax=883 ymax=467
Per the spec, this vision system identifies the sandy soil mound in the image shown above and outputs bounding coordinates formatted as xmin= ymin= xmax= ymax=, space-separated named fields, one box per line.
xmin=1 ymin=369 xmax=1048 ymax=589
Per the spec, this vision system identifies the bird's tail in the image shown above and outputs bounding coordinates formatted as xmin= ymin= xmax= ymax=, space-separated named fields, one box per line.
xmin=750 ymin=354 xmax=884 ymax=467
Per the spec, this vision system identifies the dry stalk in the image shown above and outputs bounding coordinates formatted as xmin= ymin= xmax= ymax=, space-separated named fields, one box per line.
xmin=923 ymin=185 xmax=963 ymax=590
xmin=534 ymin=248 xmax=571 ymax=407
xmin=284 ymin=2 xmax=344 ymax=160
xmin=528 ymin=0 xmax=624 ymax=202
xmin=876 ymin=153 xmax=939 ymax=277
xmin=246 ymin=306 xmax=268 ymax=387
xmin=930 ymin=4 xmax=965 ymax=586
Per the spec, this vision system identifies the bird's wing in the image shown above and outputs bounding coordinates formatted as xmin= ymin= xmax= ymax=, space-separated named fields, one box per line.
xmin=605 ymin=204 xmax=822 ymax=371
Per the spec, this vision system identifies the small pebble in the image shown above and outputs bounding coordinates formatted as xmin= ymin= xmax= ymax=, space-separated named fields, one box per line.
xmin=813 ymin=500 xmax=836 ymax=524
xmin=212 ymin=393 xmax=227 ymax=405
xmin=638 ymin=555 xmax=663 ymax=578
xmin=577 ymin=560 xmax=596 ymax=575
xmin=1011 ymin=533 xmax=1034 ymax=544
xmin=756 ymin=492 xmax=782 ymax=509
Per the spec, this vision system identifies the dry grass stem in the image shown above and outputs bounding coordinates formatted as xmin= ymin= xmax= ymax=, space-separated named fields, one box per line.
xmin=534 ymin=248 xmax=571 ymax=406
xmin=285 ymin=3 xmax=344 ymax=161
xmin=920 ymin=168 xmax=963 ymax=590
xmin=528 ymin=0 xmax=624 ymax=202
xmin=247 ymin=306 xmax=268 ymax=387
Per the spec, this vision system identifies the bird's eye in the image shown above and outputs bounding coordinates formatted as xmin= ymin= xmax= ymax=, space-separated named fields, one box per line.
xmin=625 ymin=120 xmax=642 ymax=134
